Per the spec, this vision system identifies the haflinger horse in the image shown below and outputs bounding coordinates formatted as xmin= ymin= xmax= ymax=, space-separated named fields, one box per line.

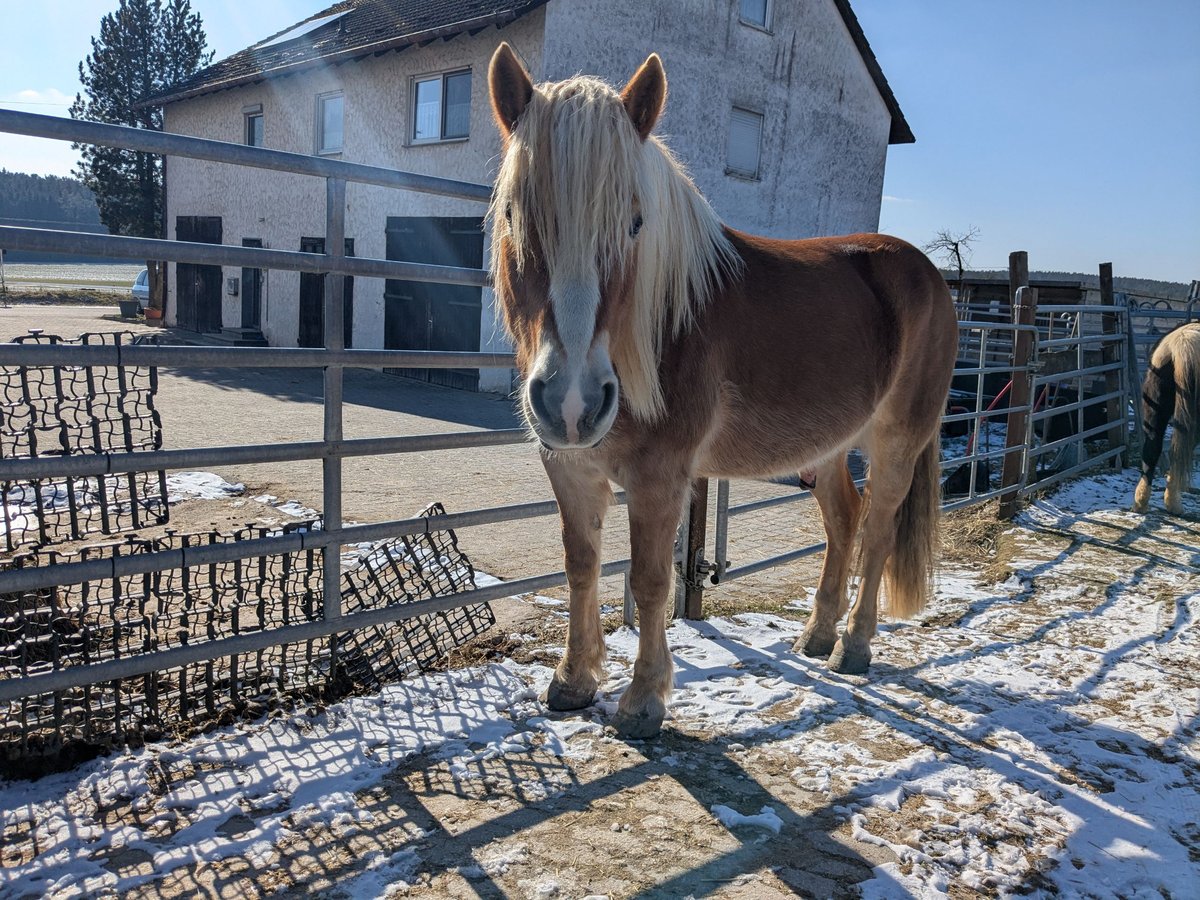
xmin=1133 ymin=322 xmax=1200 ymax=514
xmin=487 ymin=43 xmax=958 ymax=738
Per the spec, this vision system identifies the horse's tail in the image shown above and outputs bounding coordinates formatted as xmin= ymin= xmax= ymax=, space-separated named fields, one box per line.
xmin=884 ymin=431 xmax=941 ymax=618
xmin=1167 ymin=325 xmax=1200 ymax=495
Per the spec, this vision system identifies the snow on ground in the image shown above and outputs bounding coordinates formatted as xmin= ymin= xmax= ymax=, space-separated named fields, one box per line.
xmin=1 ymin=465 xmax=1197 ymax=898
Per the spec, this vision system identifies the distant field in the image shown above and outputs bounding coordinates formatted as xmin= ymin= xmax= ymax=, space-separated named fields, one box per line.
xmin=1 ymin=263 xmax=144 ymax=292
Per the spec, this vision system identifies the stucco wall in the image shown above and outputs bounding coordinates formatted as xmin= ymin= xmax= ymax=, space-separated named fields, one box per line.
xmin=163 ymin=9 xmax=547 ymax=392
xmin=540 ymin=0 xmax=891 ymax=238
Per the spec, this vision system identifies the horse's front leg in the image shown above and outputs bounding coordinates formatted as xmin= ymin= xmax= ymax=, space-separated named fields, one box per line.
xmin=542 ymin=454 xmax=613 ymax=710
xmin=612 ymin=476 xmax=688 ymax=739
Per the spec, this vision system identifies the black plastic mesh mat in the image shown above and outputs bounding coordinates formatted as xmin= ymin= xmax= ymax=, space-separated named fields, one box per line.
xmin=0 ymin=506 xmax=494 ymax=775
xmin=0 ymin=331 xmax=168 ymax=552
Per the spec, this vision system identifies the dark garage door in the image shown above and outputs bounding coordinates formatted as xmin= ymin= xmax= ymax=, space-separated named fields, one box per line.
xmin=175 ymin=216 xmax=223 ymax=333
xmin=298 ymin=237 xmax=355 ymax=349
xmin=384 ymin=217 xmax=484 ymax=391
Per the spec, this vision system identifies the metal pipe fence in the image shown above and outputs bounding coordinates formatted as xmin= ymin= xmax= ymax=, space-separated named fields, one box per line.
xmin=0 ymin=108 xmax=627 ymax=726
xmin=704 ymin=295 xmax=1136 ymax=587
xmin=0 ymin=109 xmax=1154 ymax=741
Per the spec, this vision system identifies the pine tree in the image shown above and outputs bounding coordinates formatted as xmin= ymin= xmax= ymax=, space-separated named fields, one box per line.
xmin=69 ymin=0 xmax=213 ymax=239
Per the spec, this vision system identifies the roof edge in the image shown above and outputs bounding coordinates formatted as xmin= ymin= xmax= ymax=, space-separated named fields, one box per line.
xmin=138 ymin=3 xmax=548 ymax=109
xmin=831 ymin=0 xmax=914 ymax=145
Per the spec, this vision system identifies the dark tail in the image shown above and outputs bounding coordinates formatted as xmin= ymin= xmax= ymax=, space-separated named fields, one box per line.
xmin=1141 ymin=357 xmax=1177 ymax=483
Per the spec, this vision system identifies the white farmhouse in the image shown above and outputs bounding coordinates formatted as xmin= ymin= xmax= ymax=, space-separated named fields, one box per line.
xmin=147 ymin=0 xmax=912 ymax=393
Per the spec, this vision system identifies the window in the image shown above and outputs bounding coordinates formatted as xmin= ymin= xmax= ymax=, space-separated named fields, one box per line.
xmin=244 ymin=107 xmax=263 ymax=147
xmin=412 ymin=70 xmax=472 ymax=143
xmin=739 ymin=0 xmax=771 ymax=29
xmin=726 ymin=107 xmax=763 ymax=179
xmin=317 ymin=92 xmax=343 ymax=155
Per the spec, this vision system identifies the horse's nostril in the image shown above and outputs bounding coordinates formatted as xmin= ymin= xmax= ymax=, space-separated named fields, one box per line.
xmin=599 ymin=380 xmax=618 ymax=418
xmin=527 ymin=376 xmax=555 ymax=425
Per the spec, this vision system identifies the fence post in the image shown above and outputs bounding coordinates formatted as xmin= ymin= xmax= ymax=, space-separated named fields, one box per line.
xmin=1098 ymin=262 xmax=1125 ymax=467
xmin=1124 ymin=312 xmax=1144 ymax=464
xmin=682 ymin=478 xmax=709 ymax=620
xmin=999 ymin=286 xmax=1038 ymax=519
xmin=323 ymin=177 xmax=346 ymax=689
xmin=1008 ymin=249 xmax=1028 ymax=312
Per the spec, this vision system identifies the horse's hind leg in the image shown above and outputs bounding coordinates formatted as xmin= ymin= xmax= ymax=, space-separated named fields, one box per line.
xmin=830 ymin=431 xmax=932 ymax=675
xmin=543 ymin=455 xmax=613 ymax=710
xmin=612 ymin=473 xmax=689 ymax=739
xmin=796 ymin=457 xmax=862 ymax=659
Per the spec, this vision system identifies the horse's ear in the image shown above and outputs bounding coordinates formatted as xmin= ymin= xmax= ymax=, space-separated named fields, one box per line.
xmin=489 ymin=42 xmax=534 ymax=137
xmin=621 ymin=53 xmax=667 ymax=141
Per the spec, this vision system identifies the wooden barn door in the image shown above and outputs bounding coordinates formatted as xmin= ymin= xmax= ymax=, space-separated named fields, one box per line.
xmin=384 ymin=217 xmax=483 ymax=390
xmin=298 ymin=237 xmax=354 ymax=348
xmin=175 ymin=216 xmax=222 ymax=333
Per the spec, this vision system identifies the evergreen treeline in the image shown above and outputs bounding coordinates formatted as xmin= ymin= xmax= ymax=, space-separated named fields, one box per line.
xmin=0 ymin=169 xmax=110 ymax=263
xmin=0 ymin=169 xmax=103 ymax=229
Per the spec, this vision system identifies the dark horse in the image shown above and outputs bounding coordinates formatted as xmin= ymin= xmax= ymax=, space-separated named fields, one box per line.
xmin=488 ymin=45 xmax=958 ymax=737
xmin=1133 ymin=322 xmax=1200 ymax=514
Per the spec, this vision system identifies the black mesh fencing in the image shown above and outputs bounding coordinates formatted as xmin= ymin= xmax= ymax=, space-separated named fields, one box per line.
xmin=0 ymin=506 xmax=495 ymax=776
xmin=0 ymin=331 xmax=168 ymax=552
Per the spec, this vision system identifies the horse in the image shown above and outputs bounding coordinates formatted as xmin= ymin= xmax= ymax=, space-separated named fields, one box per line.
xmin=487 ymin=44 xmax=958 ymax=738
xmin=1133 ymin=322 xmax=1200 ymax=514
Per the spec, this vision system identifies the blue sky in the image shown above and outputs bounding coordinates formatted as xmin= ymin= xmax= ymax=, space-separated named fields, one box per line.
xmin=2 ymin=1 xmax=1197 ymax=282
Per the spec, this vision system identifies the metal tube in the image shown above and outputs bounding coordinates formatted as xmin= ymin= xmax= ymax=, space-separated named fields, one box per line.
xmin=0 ymin=344 xmax=515 ymax=369
xmin=1018 ymin=446 xmax=1125 ymax=497
xmin=1028 ymin=389 xmax=1123 ymax=423
xmin=712 ymin=479 xmax=730 ymax=583
xmin=0 ymin=490 xmax=631 ymax=595
xmin=323 ymin=177 xmax=346 ymax=624
xmin=0 ymin=226 xmax=489 ymax=286
xmin=719 ymin=543 xmax=826 ymax=583
xmin=0 ymin=429 xmax=530 ymax=481
xmin=0 ymin=558 xmax=633 ymax=703
xmin=0 ymin=107 xmax=492 ymax=201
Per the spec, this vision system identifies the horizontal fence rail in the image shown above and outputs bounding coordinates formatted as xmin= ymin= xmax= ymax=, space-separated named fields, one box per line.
xmin=0 ymin=226 xmax=490 ymax=287
xmin=0 ymin=108 xmax=493 ymax=201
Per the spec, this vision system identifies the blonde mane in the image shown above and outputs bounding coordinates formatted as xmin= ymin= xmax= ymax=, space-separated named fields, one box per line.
xmin=491 ymin=74 xmax=740 ymax=421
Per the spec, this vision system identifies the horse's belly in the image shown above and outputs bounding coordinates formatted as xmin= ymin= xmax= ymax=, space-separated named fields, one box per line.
xmin=698 ymin=400 xmax=869 ymax=479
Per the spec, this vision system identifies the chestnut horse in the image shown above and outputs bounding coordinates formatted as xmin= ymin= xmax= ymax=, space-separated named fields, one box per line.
xmin=488 ymin=44 xmax=957 ymax=737
xmin=1133 ymin=322 xmax=1200 ymax=514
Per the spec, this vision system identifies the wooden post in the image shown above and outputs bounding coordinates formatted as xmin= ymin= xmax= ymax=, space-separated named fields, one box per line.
xmin=683 ymin=478 xmax=709 ymax=620
xmin=1098 ymin=263 xmax=1125 ymax=466
xmin=999 ymin=286 xmax=1038 ymax=519
xmin=1008 ymin=250 xmax=1029 ymax=312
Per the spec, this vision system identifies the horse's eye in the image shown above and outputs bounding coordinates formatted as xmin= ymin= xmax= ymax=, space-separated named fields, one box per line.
xmin=630 ymin=214 xmax=643 ymax=238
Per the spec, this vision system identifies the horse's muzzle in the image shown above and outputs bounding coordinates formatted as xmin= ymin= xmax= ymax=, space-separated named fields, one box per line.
xmin=526 ymin=372 xmax=619 ymax=450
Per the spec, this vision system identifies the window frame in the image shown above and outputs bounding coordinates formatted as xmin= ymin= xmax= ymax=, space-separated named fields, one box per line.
xmin=725 ymin=105 xmax=764 ymax=181
xmin=243 ymin=104 xmax=264 ymax=147
xmin=738 ymin=0 xmax=773 ymax=32
xmin=409 ymin=68 xmax=472 ymax=145
xmin=315 ymin=91 xmax=344 ymax=156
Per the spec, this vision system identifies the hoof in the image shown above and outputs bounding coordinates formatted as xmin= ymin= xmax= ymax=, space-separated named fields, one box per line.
xmin=828 ymin=639 xmax=871 ymax=675
xmin=795 ymin=625 xmax=837 ymax=659
xmin=1165 ymin=494 xmax=1183 ymax=516
xmin=542 ymin=678 xmax=596 ymax=711
xmin=611 ymin=708 xmax=664 ymax=739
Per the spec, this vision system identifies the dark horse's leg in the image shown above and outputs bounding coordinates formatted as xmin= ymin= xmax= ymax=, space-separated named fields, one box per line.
xmin=1133 ymin=356 xmax=1176 ymax=513
xmin=542 ymin=454 xmax=613 ymax=710
xmin=796 ymin=457 xmax=862 ymax=658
